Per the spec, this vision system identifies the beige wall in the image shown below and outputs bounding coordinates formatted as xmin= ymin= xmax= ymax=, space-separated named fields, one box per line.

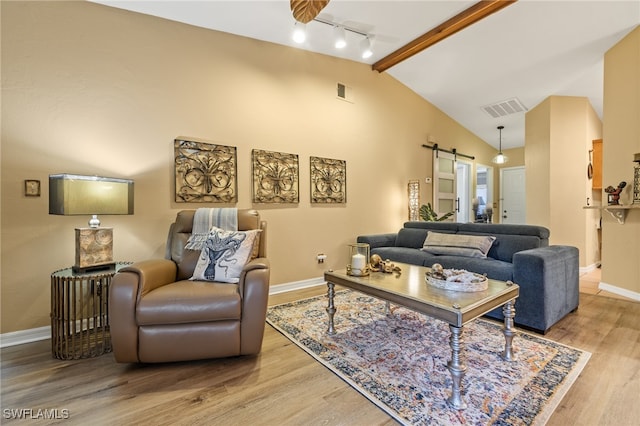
xmin=601 ymin=26 xmax=640 ymax=296
xmin=525 ymin=98 xmax=552 ymax=229
xmin=525 ymin=96 xmax=603 ymax=266
xmin=0 ymin=1 xmax=501 ymax=333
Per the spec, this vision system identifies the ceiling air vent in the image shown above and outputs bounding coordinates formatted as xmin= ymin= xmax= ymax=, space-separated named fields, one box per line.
xmin=481 ymin=97 xmax=527 ymax=118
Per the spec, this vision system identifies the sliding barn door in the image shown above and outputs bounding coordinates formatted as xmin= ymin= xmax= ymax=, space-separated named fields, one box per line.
xmin=433 ymin=151 xmax=457 ymax=221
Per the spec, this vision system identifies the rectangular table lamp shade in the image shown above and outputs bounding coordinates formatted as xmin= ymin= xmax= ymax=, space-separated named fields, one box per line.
xmin=49 ymin=174 xmax=134 ymax=216
xmin=49 ymin=174 xmax=134 ymax=272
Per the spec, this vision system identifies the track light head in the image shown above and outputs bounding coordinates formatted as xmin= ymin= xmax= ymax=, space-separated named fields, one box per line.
xmin=361 ymin=36 xmax=373 ymax=59
xmin=292 ymin=21 xmax=306 ymax=44
xmin=333 ymin=25 xmax=346 ymax=49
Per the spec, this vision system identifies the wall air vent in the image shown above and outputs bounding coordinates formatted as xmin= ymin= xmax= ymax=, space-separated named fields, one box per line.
xmin=481 ymin=97 xmax=527 ymax=118
xmin=337 ymin=82 xmax=354 ymax=103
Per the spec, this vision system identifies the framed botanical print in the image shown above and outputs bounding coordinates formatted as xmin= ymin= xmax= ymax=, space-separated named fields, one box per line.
xmin=310 ymin=156 xmax=346 ymax=203
xmin=252 ymin=149 xmax=299 ymax=203
xmin=174 ymin=138 xmax=237 ymax=203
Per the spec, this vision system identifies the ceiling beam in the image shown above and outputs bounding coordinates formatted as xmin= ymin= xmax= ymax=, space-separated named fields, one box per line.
xmin=372 ymin=0 xmax=517 ymax=73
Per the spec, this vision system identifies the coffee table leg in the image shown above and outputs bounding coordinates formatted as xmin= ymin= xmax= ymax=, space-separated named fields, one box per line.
xmin=446 ymin=325 xmax=467 ymax=409
xmin=326 ymin=281 xmax=336 ymax=335
xmin=501 ymin=299 xmax=517 ymax=361
xmin=385 ymin=300 xmax=391 ymax=316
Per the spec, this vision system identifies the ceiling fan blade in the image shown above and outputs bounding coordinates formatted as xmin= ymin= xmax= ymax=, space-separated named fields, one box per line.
xmin=290 ymin=0 xmax=330 ymax=24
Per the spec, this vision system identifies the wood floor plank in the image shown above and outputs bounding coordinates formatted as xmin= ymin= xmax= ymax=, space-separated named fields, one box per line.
xmin=1 ymin=288 xmax=639 ymax=425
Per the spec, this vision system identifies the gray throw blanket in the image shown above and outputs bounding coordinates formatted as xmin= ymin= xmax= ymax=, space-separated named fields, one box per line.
xmin=185 ymin=208 xmax=238 ymax=250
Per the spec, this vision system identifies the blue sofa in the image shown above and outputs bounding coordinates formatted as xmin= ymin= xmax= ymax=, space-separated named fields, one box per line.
xmin=357 ymin=221 xmax=579 ymax=334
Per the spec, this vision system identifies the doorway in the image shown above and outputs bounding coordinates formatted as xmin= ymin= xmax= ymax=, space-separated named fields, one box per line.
xmin=500 ymin=166 xmax=526 ymax=224
xmin=475 ymin=164 xmax=493 ymax=222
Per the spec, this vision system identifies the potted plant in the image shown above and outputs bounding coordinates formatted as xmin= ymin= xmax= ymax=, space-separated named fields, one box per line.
xmin=419 ymin=203 xmax=455 ymax=222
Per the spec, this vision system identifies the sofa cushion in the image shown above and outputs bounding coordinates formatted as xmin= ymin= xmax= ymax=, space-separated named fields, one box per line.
xmin=458 ymin=232 xmax=543 ymax=262
xmin=426 ymin=256 xmax=514 ymax=282
xmin=395 ymin=228 xmax=429 ymax=249
xmin=191 ymin=227 xmax=261 ymax=283
xmin=422 ymin=231 xmax=496 ymax=258
xmin=371 ymin=247 xmax=440 ymax=266
xmin=457 ymin=223 xmax=548 ymax=262
xmin=403 ymin=221 xmax=460 ymax=232
xmin=137 ymin=280 xmax=241 ymax=325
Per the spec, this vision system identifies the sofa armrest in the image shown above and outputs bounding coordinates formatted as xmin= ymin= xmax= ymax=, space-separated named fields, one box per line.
xmin=357 ymin=233 xmax=397 ymax=249
xmin=512 ymin=245 xmax=579 ymax=333
xmin=239 ymin=257 xmax=271 ymax=355
xmin=109 ymin=259 xmax=177 ymax=362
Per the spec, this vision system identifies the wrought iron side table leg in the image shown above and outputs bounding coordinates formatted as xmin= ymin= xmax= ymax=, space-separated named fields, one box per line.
xmin=326 ymin=281 xmax=336 ymax=335
xmin=501 ymin=299 xmax=517 ymax=361
xmin=446 ymin=324 xmax=467 ymax=409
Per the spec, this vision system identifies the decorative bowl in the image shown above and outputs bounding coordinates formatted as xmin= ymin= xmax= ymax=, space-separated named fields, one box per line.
xmin=425 ymin=268 xmax=488 ymax=292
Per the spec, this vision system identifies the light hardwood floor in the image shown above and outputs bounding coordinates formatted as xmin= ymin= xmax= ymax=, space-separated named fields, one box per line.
xmin=1 ymin=282 xmax=639 ymax=425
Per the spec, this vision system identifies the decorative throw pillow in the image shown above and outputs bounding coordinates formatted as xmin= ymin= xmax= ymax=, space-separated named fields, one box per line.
xmin=191 ymin=227 xmax=261 ymax=283
xmin=422 ymin=232 xmax=496 ymax=258
xmin=250 ymin=233 xmax=261 ymax=260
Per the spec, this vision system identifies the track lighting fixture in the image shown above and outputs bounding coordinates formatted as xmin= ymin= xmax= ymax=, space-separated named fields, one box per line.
xmin=291 ymin=18 xmax=373 ymax=59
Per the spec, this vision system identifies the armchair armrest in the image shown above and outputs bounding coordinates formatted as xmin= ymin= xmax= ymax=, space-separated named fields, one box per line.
xmin=109 ymin=259 xmax=177 ymax=362
xmin=512 ymin=245 xmax=579 ymax=333
xmin=239 ymin=257 xmax=271 ymax=355
xmin=357 ymin=233 xmax=398 ymax=249
xmin=120 ymin=259 xmax=178 ymax=297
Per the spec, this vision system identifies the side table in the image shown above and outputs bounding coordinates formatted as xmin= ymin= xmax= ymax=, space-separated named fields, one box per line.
xmin=50 ymin=262 xmax=131 ymax=360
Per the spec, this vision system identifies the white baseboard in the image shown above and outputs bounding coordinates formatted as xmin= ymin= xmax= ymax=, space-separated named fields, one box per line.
xmin=0 ymin=278 xmax=327 ymax=348
xmin=579 ymin=263 xmax=600 ymax=274
xmin=269 ymin=277 xmax=325 ymax=295
xmin=599 ymin=282 xmax=640 ymax=302
xmin=0 ymin=326 xmax=50 ymax=348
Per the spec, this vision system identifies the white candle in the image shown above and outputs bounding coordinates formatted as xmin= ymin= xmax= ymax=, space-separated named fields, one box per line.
xmin=351 ymin=253 xmax=366 ymax=271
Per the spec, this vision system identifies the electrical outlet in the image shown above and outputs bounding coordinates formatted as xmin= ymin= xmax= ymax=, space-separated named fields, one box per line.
xmin=317 ymin=253 xmax=327 ymax=263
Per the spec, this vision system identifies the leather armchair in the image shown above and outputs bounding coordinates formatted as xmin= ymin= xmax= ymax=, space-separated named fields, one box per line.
xmin=109 ymin=209 xmax=270 ymax=363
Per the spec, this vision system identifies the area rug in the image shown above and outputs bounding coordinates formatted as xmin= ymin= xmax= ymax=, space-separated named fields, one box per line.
xmin=266 ymin=290 xmax=590 ymax=426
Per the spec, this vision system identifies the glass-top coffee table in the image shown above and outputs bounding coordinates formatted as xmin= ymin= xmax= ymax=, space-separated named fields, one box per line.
xmin=324 ymin=262 xmax=519 ymax=409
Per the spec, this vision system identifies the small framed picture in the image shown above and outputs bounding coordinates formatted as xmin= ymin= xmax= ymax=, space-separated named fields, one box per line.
xmin=25 ymin=179 xmax=41 ymax=197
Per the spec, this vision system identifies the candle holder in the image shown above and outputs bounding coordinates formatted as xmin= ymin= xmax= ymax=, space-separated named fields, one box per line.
xmin=347 ymin=243 xmax=370 ymax=276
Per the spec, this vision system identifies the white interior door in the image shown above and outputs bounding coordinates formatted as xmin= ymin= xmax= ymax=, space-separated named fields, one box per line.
xmin=433 ymin=151 xmax=456 ymax=221
xmin=456 ymin=160 xmax=472 ymax=223
xmin=500 ymin=166 xmax=526 ymax=224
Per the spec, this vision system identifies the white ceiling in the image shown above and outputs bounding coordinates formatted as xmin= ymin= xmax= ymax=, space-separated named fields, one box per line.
xmin=92 ymin=0 xmax=640 ymax=149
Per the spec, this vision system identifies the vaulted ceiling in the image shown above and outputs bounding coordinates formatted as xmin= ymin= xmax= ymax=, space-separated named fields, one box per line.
xmin=92 ymin=1 xmax=640 ymax=150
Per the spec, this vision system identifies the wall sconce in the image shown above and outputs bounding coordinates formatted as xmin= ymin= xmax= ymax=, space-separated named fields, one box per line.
xmin=408 ymin=180 xmax=420 ymax=221
xmin=49 ymin=174 xmax=134 ymax=272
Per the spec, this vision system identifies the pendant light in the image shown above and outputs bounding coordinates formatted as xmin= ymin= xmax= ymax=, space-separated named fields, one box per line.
xmin=492 ymin=125 xmax=508 ymax=165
